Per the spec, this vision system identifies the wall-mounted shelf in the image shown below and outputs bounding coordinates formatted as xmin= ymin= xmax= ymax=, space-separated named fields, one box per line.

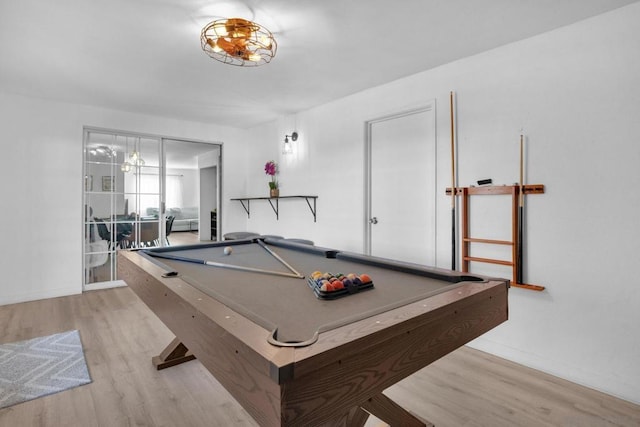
xmin=446 ymin=184 xmax=545 ymax=291
xmin=231 ymin=195 xmax=318 ymax=222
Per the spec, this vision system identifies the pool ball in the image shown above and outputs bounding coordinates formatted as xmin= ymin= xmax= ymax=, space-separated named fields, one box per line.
xmin=359 ymin=274 xmax=371 ymax=283
xmin=321 ymin=282 xmax=334 ymax=292
xmin=223 ymin=246 xmax=233 ymax=255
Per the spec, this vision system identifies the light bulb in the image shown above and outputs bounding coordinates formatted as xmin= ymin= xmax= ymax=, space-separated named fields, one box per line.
xmin=260 ymin=35 xmax=272 ymax=48
xmin=213 ymin=22 xmax=228 ymax=37
xmin=206 ymin=38 xmax=223 ymax=53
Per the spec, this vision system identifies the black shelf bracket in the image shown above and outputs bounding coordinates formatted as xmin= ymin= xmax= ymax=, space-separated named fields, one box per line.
xmin=267 ymin=198 xmax=279 ymax=219
xmin=236 ymin=199 xmax=251 ymax=218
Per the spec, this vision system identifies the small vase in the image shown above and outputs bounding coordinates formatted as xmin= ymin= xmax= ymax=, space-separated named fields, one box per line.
xmin=270 ymin=188 xmax=279 ymax=198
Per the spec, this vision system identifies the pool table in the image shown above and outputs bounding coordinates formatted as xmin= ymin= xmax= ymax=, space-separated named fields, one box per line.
xmin=118 ymin=238 xmax=508 ymax=427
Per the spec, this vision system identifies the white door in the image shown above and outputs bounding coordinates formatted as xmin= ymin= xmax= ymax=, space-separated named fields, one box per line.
xmin=366 ymin=104 xmax=436 ymax=265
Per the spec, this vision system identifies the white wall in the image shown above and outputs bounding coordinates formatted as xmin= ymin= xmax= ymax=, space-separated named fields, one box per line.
xmin=237 ymin=4 xmax=640 ymax=404
xmin=0 ymin=92 xmax=247 ymax=304
xmin=166 ymin=168 xmax=199 ymax=210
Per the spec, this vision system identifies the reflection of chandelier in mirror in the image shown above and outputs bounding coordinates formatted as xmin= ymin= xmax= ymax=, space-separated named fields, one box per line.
xmin=89 ymin=145 xmax=115 ymax=157
xmin=200 ymin=18 xmax=277 ymax=66
xmin=121 ymin=137 xmax=145 ymax=173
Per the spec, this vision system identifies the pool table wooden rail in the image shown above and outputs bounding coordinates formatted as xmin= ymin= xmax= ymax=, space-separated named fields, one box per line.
xmin=118 ymin=249 xmax=508 ymax=426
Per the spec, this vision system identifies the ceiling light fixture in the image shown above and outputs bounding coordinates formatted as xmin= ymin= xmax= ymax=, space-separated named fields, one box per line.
xmin=201 ymin=18 xmax=277 ymax=66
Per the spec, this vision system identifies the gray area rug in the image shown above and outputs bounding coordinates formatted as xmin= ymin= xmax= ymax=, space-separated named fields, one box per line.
xmin=0 ymin=330 xmax=92 ymax=409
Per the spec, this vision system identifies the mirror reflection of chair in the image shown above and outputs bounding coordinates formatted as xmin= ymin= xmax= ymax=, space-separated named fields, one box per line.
xmin=116 ymin=222 xmax=133 ymax=249
xmin=85 ymin=219 xmax=110 ymax=282
xmin=93 ymin=217 xmax=112 ymax=248
xmin=165 ymin=215 xmax=175 ymax=245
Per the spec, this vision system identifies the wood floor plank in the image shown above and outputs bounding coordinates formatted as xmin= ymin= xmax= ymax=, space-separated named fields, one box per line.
xmin=0 ymin=286 xmax=638 ymax=427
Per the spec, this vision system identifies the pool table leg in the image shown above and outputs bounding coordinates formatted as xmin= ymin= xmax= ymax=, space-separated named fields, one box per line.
xmin=152 ymin=337 xmax=196 ymax=370
xmin=360 ymin=392 xmax=432 ymax=427
xmin=327 ymin=406 xmax=369 ymax=427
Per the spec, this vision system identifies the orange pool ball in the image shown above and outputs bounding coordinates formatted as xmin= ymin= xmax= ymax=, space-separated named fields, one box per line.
xmin=323 ymin=282 xmax=335 ymax=292
xmin=359 ymin=274 xmax=371 ymax=283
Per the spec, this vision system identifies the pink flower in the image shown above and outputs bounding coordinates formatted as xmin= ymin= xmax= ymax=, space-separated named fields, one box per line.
xmin=264 ymin=160 xmax=277 ymax=176
xmin=264 ymin=160 xmax=278 ymax=189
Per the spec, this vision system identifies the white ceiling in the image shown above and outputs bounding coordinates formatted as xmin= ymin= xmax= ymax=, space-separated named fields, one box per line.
xmin=1 ymin=0 xmax=637 ymax=129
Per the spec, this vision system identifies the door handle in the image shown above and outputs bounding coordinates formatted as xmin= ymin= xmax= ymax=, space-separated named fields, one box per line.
xmin=369 ymin=217 xmax=378 ymax=224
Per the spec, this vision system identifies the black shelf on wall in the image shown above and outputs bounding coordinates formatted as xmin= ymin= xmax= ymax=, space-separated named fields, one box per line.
xmin=230 ymin=195 xmax=318 ymax=222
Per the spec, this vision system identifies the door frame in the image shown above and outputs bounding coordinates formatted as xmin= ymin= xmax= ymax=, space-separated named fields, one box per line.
xmin=82 ymin=126 xmax=223 ymax=291
xmin=363 ymin=101 xmax=437 ymax=257
xmin=161 ymin=137 xmax=223 ymax=242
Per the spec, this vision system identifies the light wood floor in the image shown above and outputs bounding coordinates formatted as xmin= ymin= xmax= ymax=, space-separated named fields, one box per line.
xmin=1 ymin=287 xmax=638 ymax=427
xmin=167 ymin=230 xmax=208 ymax=246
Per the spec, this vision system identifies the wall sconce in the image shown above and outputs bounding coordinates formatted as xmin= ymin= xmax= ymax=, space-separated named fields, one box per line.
xmin=283 ymin=131 xmax=298 ymax=154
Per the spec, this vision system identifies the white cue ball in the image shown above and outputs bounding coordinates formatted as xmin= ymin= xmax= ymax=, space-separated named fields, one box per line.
xmin=223 ymin=246 xmax=233 ymax=255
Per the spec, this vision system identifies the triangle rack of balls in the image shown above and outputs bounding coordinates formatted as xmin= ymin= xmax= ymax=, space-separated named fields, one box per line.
xmin=308 ymin=271 xmax=374 ymax=300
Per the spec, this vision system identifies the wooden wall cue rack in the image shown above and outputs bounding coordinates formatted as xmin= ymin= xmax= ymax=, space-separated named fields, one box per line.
xmin=446 ymin=184 xmax=545 ymax=291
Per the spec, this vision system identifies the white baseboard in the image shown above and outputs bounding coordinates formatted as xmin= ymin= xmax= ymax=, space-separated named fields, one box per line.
xmin=83 ymin=280 xmax=127 ymax=292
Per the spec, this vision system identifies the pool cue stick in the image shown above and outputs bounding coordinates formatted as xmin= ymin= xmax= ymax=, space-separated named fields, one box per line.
xmin=203 ymin=260 xmax=303 ymax=279
xmin=256 ymin=239 xmax=305 ymax=279
xmin=147 ymin=251 xmax=303 ymax=279
xmin=517 ymin=133 xmax=524 ymax=284
xmin=450 ymin=91 xmax=457 ymax=271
